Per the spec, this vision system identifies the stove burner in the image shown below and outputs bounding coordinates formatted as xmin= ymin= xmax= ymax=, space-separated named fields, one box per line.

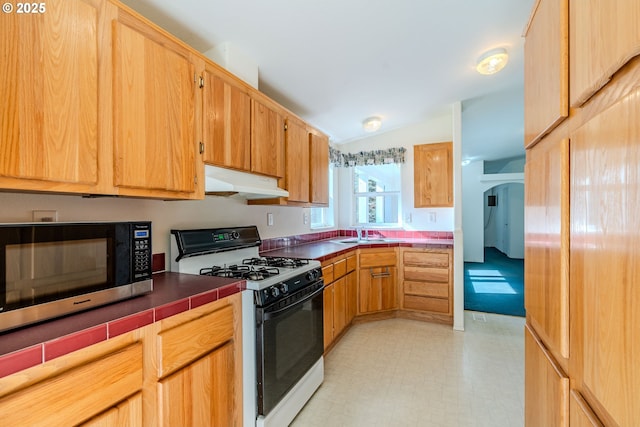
xmin=200 ymin=264 xmax=280 ymax=281
xmin=242 ymin=257 xmax=310 ymax=268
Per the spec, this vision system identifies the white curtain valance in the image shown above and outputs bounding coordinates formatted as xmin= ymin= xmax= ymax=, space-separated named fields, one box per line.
xmin=329 ymin=146 xmax=406 ymax=167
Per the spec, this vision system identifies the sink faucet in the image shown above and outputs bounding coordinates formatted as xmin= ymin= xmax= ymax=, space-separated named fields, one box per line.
xmin=357 ymin=226 xmax=369 ymax=241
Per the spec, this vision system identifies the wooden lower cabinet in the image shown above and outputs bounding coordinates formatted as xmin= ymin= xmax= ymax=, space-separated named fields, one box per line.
xmin=0 ymin=334 xmax=144 ymax=427
xmin=358 ymin=248 xmax=398 ymax=314
xmin=323 ymin=252 xmax=357 ymax=350
xmin=400 ymin=248 xmax=452 ymax=322
xmin=0 ymin=293 xmax=242 ymax=427
xmin=525 ymin=325 xmax=569 ymax=427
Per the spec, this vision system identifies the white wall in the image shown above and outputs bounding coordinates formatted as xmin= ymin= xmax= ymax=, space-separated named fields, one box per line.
xmin=485 ymin=183 xmax=524 ymax=259
xmin=0 ymin=192 xmax=320 ymax=266
xmin=335 ymin=111 xmax=455 ymax=231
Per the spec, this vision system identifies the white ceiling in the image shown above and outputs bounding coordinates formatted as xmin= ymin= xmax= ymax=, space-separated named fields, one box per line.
xmin=119 ymin=0 xmax=534 ymax=162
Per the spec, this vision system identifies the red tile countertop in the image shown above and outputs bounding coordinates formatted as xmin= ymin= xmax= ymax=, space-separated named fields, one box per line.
xmin=261 ymin=237 xmax=454 ymax=262
xmin=0 ymin=272 xmax=245 ymax=378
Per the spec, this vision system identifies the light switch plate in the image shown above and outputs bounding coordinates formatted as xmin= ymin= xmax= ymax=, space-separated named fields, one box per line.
xmin=267 ymin=213 xmax=274 ymax=226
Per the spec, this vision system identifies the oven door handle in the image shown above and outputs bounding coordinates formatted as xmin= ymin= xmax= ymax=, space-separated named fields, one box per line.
xmin=262 ymin=285 xmax=324 ymax=321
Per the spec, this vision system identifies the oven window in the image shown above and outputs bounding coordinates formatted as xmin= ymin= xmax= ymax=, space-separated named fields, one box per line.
xmin=258 ymin=289 xmax=324 ymax=415
xmin=5 ymin=238 xmax=108 ymax=307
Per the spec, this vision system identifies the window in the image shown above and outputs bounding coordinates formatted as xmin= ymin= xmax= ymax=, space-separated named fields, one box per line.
xmin=311 ymin=166 xmax=335 ymax=229
xmin=353 ymin=164 xmax=401 ymax=226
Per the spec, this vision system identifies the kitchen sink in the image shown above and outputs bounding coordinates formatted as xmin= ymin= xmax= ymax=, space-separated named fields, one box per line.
xmin=336 ymin=238 xmax=397 ymax=244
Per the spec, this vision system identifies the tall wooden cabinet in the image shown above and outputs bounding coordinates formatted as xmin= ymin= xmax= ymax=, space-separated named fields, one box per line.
xmin=524 ymin=0 xmax=640 ymax=425
xmin=323 ymin=251 xmax=357 ymax=350
xmin=251 ymin=98 xmax=285 ymax=178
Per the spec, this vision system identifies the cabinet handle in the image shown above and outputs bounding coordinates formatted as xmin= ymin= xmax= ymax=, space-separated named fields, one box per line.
xmin=199 ymin=141 xmax=205 ymax=154
xmin=370 ymin=267 xmax=391 ymax=278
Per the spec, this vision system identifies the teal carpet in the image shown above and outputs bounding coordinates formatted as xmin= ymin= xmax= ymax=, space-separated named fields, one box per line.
xmin=464 ymin=247 xmax=525 ymax=317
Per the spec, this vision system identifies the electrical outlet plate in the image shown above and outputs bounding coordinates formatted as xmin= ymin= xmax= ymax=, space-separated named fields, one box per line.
xmin=33 ymin=210 xmax=58 ymax=222
xmin=303 ymin=212 xmax=309 ymax=225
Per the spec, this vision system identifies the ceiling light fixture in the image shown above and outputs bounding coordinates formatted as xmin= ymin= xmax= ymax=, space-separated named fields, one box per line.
xmin=362 ymin=116 xmax=382 ymax=132
xmin=476 ymin=48 xmax=509 ymax=75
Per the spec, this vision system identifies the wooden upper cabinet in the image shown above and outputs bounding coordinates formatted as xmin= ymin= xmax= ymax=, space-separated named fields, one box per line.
xmin=0 ymin=0 xmax=100 ymax=188
xmin=202 ymin=69 xmax=251 ymax=171
xmin=570 ymin=0 xmax=640 ymax=107
xmin=413 ymin=142 xmax=453 ymax=208
xmin=524 ymin=135 xmax=570 ymax=360
xmin=284 ymin=117 xmax=310 ymax=203
xmin=112 ymin=14 xmax=197 ymax=195
xmin=251 ymin=98 xmax=284 ymax=178
xmin=310 ymin=132 xmax=329 ymax=205
xmin=523 ymin=0 xmax=569 ymax=147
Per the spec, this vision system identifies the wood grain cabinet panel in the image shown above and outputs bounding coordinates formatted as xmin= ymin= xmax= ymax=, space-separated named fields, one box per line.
xmin=309 ymin=132 xmax=329 ymax=205
xmin=0 ymin=342 xmax=143 ymax=427
xmin=283 ymin=117 xmax=310 ymax=202
xmin=413 ymin=142 xmax=453 ymax=207
xmin=112 ymin=18 xmax=197 ymax=194
xmin=323 ymin=282 xmax=335 ymax=350
xmin=525 ymin=325 xmax=569 ymax=427
xmin=82 ymin=393 xmax=143 ymax=427
xmin=523 ymin=0 xmax=568 ymax=146
xmin=570 ymin=86 xmax=640 ymax=426
xmin=0 ymin=0 xmax=100 ymax=188
xmin=323 ymin=251 xmax=357 ymax=350
xmin=251 ymin=98 xmax=284 ymax=178
xmin=524 ymin=135 xmax=570 ymax=360
xmin=400 ymin=248 xmax=453 ymax=319
xmin=202 ymin=70 xmax=251 ymax=171
xmin=570 ymin=0 xmax=640 ymax=107
xmin=570 ymin=391 xmax=603 ymax=427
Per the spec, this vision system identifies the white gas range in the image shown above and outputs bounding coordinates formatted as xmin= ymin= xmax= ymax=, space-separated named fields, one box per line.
xmin=170 ymin=226 xmax=324 ymax=427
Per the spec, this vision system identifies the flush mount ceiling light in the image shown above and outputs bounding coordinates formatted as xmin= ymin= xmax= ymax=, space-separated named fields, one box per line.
xmin=476 ymin=48 xmax=509 ymax=75
xmin=362 ymin=116 xmax=382 ymax=132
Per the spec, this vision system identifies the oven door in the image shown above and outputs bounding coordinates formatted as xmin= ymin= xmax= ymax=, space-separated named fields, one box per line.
xmin=256 ymin=282 xmax=324 ymax=416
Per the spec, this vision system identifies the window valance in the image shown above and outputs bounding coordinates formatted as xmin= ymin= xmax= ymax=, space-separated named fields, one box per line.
xmin=329 ymin=146 xmax=406 ymax=167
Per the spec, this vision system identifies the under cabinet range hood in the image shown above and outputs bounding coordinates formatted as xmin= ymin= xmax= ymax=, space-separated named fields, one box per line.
xmin=204 ymin=165 xmax=289 ymax=200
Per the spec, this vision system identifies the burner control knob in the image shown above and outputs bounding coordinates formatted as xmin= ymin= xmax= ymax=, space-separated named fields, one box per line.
xmin=231 ymin=231 xmax=240 ymax=239
xmin=278 ymin=283 xmax=289 ymax=294
xmin=270 ymin=286 xmax=280 ymax=298
xmin=306 ymin=270 xmax=318 ymax=281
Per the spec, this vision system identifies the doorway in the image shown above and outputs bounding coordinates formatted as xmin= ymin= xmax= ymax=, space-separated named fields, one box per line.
xmin=464 ymin=183 xmax=525 ymax=317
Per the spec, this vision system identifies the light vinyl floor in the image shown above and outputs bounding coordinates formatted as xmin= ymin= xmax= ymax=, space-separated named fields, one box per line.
xmin=291 ymin=312 xmax=525 ymax=427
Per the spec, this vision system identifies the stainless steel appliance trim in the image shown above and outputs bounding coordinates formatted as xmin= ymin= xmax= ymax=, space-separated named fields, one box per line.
xmin=0 ymin=279 xmax=152 ymax=333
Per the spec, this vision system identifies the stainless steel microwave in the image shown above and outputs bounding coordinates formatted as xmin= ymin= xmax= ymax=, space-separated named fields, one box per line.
xmin=0 ymin=221 xmax=153 ymax=333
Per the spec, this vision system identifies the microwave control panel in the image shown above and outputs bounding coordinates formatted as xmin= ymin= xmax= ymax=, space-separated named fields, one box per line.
xmin=132 ymin=224 xmax=152 ymax=279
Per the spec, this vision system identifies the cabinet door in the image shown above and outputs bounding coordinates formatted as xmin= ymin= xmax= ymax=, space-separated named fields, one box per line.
xmin=570 ymin=391 xmax=604 ymax=427
xmin=323 ymin=283 xmax=334 ymax=349
xmin=524 ymin=0 xmax=568 ymax=146
xmin=359 ymin=266 xmax=397 ymax=313
xmin=310 ymin=132 xmax=329 ymax=205
xmin=570 ymin=86 xmax=640 ymax=426
xmin=113 ymin=18 xmax=196 ymax=194
xmin=570 ymin=0 xmax=640 ymax=107
xmin=333 ymin=277 xmax=347 ymax=337
xmin=158 ymin=342 xmax=235 ymax=427
xmin=525 ymin=325 xmax=569 ymax=427
xmin=345 ymin=271 xmax=357 ymax=325
xmin=414 ymin=142 xmax=453 ymax=207
xmin=0 ymin=0 xmax=99 ymax=186
xmin=203 ymin=70 xmax=250 ymax=171
xmin=81 ymin=393 xmax=143 ymax=427
xmin=525 ymin=136 xmax=570 ymax=360
xmin=284 ymin=118 xmax=310 ymax=203
xmin=251 ymin=99 xmax=284 ymax=177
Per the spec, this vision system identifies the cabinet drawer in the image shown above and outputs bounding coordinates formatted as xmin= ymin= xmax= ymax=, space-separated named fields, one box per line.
xmin=404 ymin=280 xmax=449 ymax=298
xmin=0 ymin=343 xmax=143 ymax=427
xmin=158 ymin=304 xmax=234 ymax=378
xmin=334 ymin=258 xmax=347 ymax=279
xmin=403 ymin=295 xmax=449 ymax=313
xmin=346 ymin=254 xmax=357 ymax=273
xmin=403 ymin=251 xmax=449 ymax=267
xmin=404 ymin=265 xmax=448 ymax=283
xmin=321 ymin=264 xmax=334 ymax=283
xmin=360 ymin=251 xmax=397 ymax=268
